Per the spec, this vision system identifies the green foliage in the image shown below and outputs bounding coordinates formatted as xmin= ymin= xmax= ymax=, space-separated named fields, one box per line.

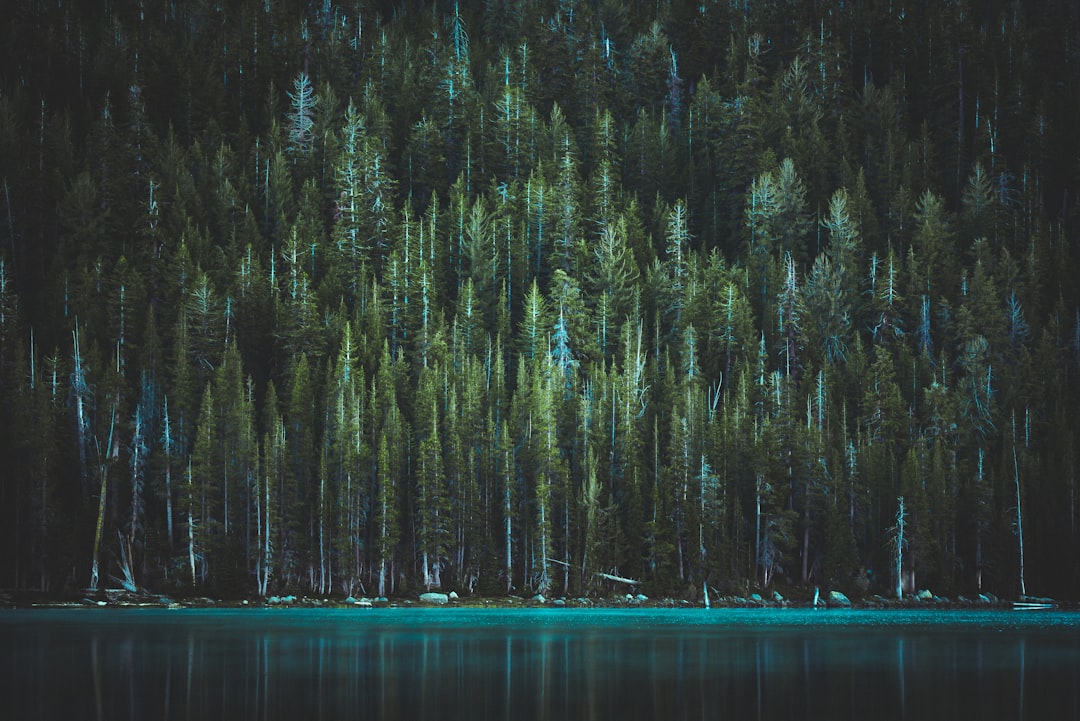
xmin=1 ymin=0 xmax=1078 ymax=601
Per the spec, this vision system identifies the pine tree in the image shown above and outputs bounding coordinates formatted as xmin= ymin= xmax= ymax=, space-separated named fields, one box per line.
xmin=286 ymin=72 xmax=319 ymax=158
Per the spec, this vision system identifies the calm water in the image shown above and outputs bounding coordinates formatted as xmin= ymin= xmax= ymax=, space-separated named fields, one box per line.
xmin=2 ymin=606 xmax=1078 ymax=720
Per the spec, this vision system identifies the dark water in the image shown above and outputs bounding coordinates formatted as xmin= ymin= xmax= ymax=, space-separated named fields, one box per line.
xmin=2 ymin=607 xmax=1079 ymax=720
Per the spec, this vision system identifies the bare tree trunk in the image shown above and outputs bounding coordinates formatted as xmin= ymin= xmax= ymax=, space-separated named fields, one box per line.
xmin=263 ymin=471 xmax=272 ymax=596
xmin=505 ymin=470 xmax=513 ymax=594
xmin=801 ymin=502 xmax=810 ymax=584
xmin=72 ymin=326 xmax=90 ymax=499
xmin=89 ymin=466 xmax=107 ymax=591
xmin=319 ymin=472 xmax=326 ymax=596
xmin=164 ymin=461 xmax=175 ymax=548
xmin=89 ymin=400 xmax=117 ymax=591
xmin=1014 ymin=438 xmax=1026 ymax=598
xmin=754 ymin=472 xmax=763 ymax=584
xmin=124 ymin=412 xmax=144 ymax=590
xmin=894 ymin=496 xmax=906 ymax=600
xmin=538 ymin=498 xmax=548 ymax=593
xmin=378 ymin=493 xmax=389 ymax=597
xmin=254 ymin=472 xmax=263 ymax=597
xmin=187 ymin=459 xmax=197 ymax=588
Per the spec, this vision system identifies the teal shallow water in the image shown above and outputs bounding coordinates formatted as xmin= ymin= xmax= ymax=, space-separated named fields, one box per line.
xmin=2 ymin=607 xmax=1078 ymax=720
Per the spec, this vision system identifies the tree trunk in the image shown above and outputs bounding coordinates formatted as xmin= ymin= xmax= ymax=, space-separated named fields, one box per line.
xmin=1014 ymin=443 xmax=1026 ymax=598
xmin=505 ymin=471 xmax=513 ymax=594
xmin=895 ymin=496 xmax=906 ymax=600
xmin=187 ymin=459 xmax=197 ymax=588
xmin=754 ymin=472 xmax=763 ymax=584
xmin=319 ymin=473 xmax=326 ymax=595
xmin=89 ymin=400 xmax=117 ymax=591
xmin=89 ymin=464 xmax=107 ymax=591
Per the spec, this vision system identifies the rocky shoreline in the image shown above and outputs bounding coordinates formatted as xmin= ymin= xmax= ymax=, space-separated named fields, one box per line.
xmin=1 ymin=587 xmax=1070 ymax=611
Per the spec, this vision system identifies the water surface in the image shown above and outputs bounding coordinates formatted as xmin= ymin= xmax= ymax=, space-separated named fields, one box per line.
xmin=2 ymin=607 xmax=1078 ymax=720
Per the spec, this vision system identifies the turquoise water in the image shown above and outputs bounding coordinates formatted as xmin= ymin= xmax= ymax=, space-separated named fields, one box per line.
xmin=2 ymin=607 xmax=1078 ymax=720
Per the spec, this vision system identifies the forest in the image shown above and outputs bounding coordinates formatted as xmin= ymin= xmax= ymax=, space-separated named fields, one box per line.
xmin=1 ymin=0 xmax=1079 ymax=602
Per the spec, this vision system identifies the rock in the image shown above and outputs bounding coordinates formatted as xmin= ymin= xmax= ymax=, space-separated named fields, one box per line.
xmin=345 ymin=596 xmax=359 ymax=604
xmin=356 ymin=598 xmax=373 ymax=607
xmin=419 ymin=592 xmax=449 ymax=605
xmin=916 ymin=589 xmax=933 ymax=601
xmin=750 ymin=593 xmax=763 ymax=603
xmin=828 ymin=590 xmax=852 ymax=607
xmin=772 ymin=591 xmax=784 ymax=603
xmin=531 ymin=594 xmax=546 ymax=604
xmin=553 ymin=599 xmax=566 ymax=606
xmin=635 ymin=593 xmax=649 ymax=603
xmin=448 ymin=591 xmax=459 ymax=600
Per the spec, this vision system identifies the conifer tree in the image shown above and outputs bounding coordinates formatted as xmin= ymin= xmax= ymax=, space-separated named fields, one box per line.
xmin=287 ymin=72 xmax=318 ymax=159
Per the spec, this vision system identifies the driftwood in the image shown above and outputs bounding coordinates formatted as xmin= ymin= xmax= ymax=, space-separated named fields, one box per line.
xmin=547 ymin=559 xmax=641 ymax=586
xmin=595 ymin=571 xmax=640 ymax=586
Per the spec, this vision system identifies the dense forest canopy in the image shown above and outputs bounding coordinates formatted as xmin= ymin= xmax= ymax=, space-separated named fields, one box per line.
xmin=1 ymin=0 xmax=1079 ymax=601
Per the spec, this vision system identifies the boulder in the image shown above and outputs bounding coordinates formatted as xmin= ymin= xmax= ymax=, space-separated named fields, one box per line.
xmin=750 ymin=593 xmax=764 ymax=603
xmin=635 ymin=593 xmax=649 ymax=603
xmin=916 ymin=589 xmax=934 ymax=601
xmin=828 ymin=590 xmax=852 ymax=607
xmin=531 ymin=594 xmax=546 ymax=604
xmin=419 ymin=592 xmax=449 ymax=605
xmin=448 ymin=590 xmax=459 ymax=600
xmin=772 ymin=591 xmax=784 ymax=603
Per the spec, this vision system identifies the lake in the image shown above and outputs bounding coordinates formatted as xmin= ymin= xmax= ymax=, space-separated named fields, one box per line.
xmin=1 ymin=606 xmax=1078 ymax=720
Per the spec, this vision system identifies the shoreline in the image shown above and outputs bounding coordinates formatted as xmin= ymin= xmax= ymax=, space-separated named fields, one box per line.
xmin=2 ymin=588 xmax=1072 ymax=612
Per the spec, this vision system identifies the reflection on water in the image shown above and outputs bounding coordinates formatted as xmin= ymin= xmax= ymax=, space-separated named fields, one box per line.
xmin=2 ymin=608 xmax=1078 ymax=720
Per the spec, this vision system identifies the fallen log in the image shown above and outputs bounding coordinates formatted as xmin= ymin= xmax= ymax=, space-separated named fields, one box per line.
xmin=547 ymin=559 xmax=641 ymax=586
